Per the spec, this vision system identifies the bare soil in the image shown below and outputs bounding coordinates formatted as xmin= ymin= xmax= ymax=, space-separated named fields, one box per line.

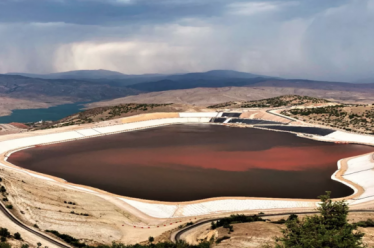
xmin=86 ymin=87 xmax=374 ymax=109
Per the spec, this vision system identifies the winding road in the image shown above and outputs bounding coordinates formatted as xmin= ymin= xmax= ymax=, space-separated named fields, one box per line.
xmin=0 ymin=201 xmax=70 ymax=248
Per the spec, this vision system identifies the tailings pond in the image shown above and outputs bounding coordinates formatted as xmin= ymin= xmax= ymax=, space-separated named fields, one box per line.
xmin=8 ymin=125 xmax=374 ymax=202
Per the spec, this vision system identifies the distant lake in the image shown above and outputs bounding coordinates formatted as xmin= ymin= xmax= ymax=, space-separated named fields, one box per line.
xmin=0 ymin=102 xmax=88 ymax=123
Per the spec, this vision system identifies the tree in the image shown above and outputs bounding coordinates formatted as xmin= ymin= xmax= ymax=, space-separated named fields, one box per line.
xmin=148 ymin=236 xmax=154 ymax=243
xmin=21 ymin=244 xmax=29 ymax=248
xmin=37 ymin=242 xmax=42 ymax=248
xmin=0 ymin=228 xmax=9 ymax=238
xmin=0 ymin=242 xmax=11 ymax=248
xmin=274 ymin=192 xmax=365 ymax=248
xmin=14 ymin=232 xmax=21 ymax=240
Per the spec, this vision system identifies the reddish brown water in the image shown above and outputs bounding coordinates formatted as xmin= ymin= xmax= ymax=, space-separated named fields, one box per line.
xmin=9 ymin=125 xmax=374 ymax=202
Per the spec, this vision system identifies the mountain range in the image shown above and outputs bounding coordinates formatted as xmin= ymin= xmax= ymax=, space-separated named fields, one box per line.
xmin=1 ymin=69 xmax=374 ymax=113
xmin=6 ymin=69 xmax=269 ymax=81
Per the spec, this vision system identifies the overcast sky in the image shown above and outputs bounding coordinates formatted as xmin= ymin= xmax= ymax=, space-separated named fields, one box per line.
xmin=0 ymin=0 xmax=373 ymax=82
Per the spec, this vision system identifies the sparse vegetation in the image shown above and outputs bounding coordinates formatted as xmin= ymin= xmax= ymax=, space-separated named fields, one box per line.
xmin=211 ymin=214 xmax=265 ymax=231
xmin=46 ymin=230 xmax=210 ymax=248
xmin=282 ymin=104 xmax=374 ymax=134
xmin=208 ymin=95 xmax=329 ymax=109
xmin=34 ymin=103 xmax=173 ymax=130
xmin=46 ymin=230 xmax=86 ymax=248
xmin=355 ymin=219 xmax=374 ymax=227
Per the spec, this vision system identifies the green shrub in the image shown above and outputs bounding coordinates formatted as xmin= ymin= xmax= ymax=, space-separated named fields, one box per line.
xmin=211 ymin=214 xmax=264 ymax=230
xmin=0 ymin=228 xmax=10 ymax=237
xmin=14 ymin=232 xmax=21 ymax=240
xmin=355 ymin=219 xmax=374 ymax=228
xmin=46 ymin=230 xmax=86 ymax=248
xmin=0 ymin=242 xmax=10 ymax=248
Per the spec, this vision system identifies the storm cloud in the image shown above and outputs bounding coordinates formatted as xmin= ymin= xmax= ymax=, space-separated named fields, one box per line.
xmin=0 ymin=0 xmax=373 ymax=81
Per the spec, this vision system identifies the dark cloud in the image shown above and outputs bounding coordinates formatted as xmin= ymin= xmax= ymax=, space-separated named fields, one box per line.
xmin=0 ymin=0 xmax=227 ymax=25
xmin=0 ymin=0 xmax=373 ymax=82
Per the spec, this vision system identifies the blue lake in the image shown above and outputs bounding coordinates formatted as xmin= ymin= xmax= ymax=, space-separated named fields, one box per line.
xmin=0 ymin=102 xmax=88 ymax=123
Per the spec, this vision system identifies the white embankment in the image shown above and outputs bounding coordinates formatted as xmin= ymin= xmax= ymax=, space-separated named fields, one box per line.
xmin=318 ymin=131 xmax=374 ymax=145
xmin=342 ymin=154 xmax=374 ymax=205
xmin=1 ymin=112 xmax=374 ymax=219
xmin=120 ymin=198 xmax=315 ymax=218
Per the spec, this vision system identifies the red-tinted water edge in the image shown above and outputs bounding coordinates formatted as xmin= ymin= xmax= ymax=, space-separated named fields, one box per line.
xmin=8 ymin=125 xmax=374 ymax=202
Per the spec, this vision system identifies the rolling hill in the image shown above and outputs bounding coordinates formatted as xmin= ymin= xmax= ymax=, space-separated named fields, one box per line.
xmin=0 ymin=74 xmax=140 ymax=102
xmin=1 ymin=70 xmax=374 ymax=117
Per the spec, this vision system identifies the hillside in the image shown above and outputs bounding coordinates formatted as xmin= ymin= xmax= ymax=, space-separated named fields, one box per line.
xmin=208 ymin=95 xmax=331 ymax=109
xmin=2 ymin=70 xmax=374 ymax=119
xmin=282 ymin=104 xmax=374 ymax=134
xmin=0 ymin=75 xmax=140 ymax=115
xmin=32 ymin=103 xmax=206 ymax=130
xmin=7 ymin=69 xmax=267 ymax=81
xmin=86 ymin=86 xmax=374 ymax=109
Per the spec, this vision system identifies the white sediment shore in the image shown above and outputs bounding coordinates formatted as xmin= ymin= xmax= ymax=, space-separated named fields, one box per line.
xmin=1 ymin=112 xmax=374 ymax=219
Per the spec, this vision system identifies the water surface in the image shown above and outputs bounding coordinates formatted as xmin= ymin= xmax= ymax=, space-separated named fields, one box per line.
xmin=9 ymin=125 xmax=374 ymax=201
xmin=0 ymin=102 xmax=87 ymax=123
